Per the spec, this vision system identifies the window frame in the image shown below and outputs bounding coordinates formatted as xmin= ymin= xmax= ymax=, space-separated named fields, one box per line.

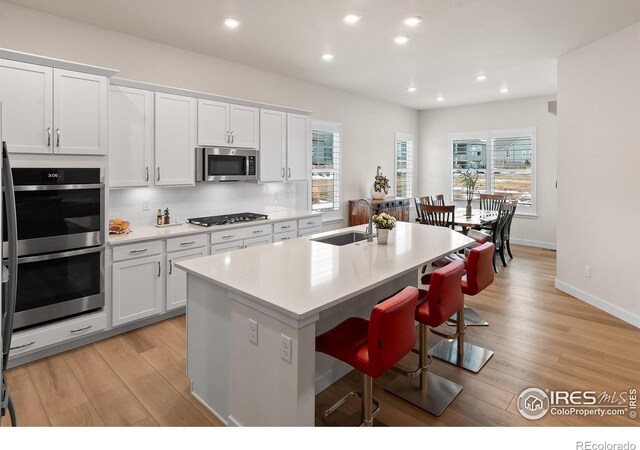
xmin=448 ymin=127 xmax=537 ymax=216
xmin=394 ymin=132 xmax=415 ymax=199
xmin=310 ymin=120 xmax=342 ymax=222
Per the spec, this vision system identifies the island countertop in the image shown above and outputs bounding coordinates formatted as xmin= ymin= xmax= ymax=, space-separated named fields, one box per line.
xmin=176 ymin=222 xmax=475 ymax=321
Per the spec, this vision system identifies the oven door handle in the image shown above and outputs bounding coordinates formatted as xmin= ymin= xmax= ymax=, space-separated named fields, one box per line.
xmin=13 ymin=183 xmax=105 ymax=192
xmin=17 ymin=246 xmax=104 ymax=264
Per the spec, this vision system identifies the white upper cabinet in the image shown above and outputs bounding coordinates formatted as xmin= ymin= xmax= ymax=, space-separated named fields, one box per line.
xmin=286 ymin=113 xmax=309 ymax=181
xmin=53 ymin=69 xmax=108 ymax=155
xmin=259 ymin=109 xmax=287 ymax=182
xmin=197 ymin=99 xmax=229 ymax=147
xmin=108 ymin=85 xmax=153 ymax=188
xmin=154 ymin=92 xmax=196 ymax=186
xmin=0 ymin=60 xmax=53 ymax=154
xmin=197 ymin=100 xmax=259 ymax=149
xmin=0 ymin=60 xmax=107 ymax=155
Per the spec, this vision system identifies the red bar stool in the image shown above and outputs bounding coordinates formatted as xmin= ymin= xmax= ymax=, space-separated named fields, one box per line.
xmin=385 ymin=261 xmax=465 ymax=416
xmin=430 ymin=243 xmax=495 ymax=373
xmin=316 ymin=286 xmax=419 ymax=426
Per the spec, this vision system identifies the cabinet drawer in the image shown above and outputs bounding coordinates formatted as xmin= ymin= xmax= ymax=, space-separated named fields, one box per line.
xmin=273 ymin=220 xmax=297 ymax=233
xmin=274 ymin=230 xmax=297 ymax=242
xmin=112 ymin=240 xmax=163 ymax=262
xmin=211 ymin=241 xmax=245 ymax=254
xmin=298 ymin=216 xmax=322 ymax=230
xmin=167 ymin=234 xmax=208 ymax=252
xmin=9 ymin=312 xmax=106 ymax=357
xmin=210 ymin=224 xmax=271 ymax=244
xmin=298 ymin=226 xmax=322 ymax=237
xmin=244 ymin=235 xmax=273 ymax=248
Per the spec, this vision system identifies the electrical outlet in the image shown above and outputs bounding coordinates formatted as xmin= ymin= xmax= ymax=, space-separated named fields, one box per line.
xmin=281 ymin=334 xmax=292 ymax=362
xmin=584 ymin=266 xmax=591 ymax=278
xmin=249 ymin=319 xmax=258 ymax=344
xmin=142 ymin=199 xmax=150 ymax=211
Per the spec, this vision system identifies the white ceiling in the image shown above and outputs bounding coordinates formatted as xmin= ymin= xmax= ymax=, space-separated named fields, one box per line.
xmin=7 ymin=0 xmax=640 ymax=109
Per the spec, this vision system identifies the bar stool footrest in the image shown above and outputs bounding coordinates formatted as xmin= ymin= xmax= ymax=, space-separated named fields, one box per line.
xmin=384 ymin=372 xmax=463 ymax=417
xmin=446 ymin=306 xmax=489 ymax=327
xmin=429 ymin=340 xmax=494 ymax=373
xmin=322 ymin=391 xmax=381 ymax=426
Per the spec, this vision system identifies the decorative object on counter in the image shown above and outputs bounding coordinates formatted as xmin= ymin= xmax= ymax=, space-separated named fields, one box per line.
xmin=154 ymin=220 xmax=184 ymax=228
xmin=370 ymin=166 xmax=390 ymax=200
xmin=109 ymin=218 xmax=131 ymax=235
xmin=156 ymin=209 xmax=163 ymax=226
xmin=163 ymin=208 xmax=170 ymax=225
xmin=372 ymin=212 xmax=396 ymax=245
xmin=459 ymin=167 xmax=479 ymax=217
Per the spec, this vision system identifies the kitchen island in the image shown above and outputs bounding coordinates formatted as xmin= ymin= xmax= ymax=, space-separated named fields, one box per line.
xmin=176 ymin=222 xmax=475 ymax=426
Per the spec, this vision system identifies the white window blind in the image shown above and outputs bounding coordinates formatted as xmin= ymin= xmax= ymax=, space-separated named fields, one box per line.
xmin=395 ymin=132 xmax=414 ymax=198
xmin=450 ymin=128 xmax=537 ymax=214
xmin=311 ymin=121 xmax=341 ymax=213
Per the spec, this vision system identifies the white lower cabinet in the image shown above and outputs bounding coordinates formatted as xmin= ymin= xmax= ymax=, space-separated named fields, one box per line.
xmin=273 ymin=230 xmax=297 ymax=242
xmin=166 ymin=246 xmax=209 ymax=311
xmin=298 ymin=226 xmax=322 ymax=237
xmin=112 ymin=254 xmax=163 ymax=326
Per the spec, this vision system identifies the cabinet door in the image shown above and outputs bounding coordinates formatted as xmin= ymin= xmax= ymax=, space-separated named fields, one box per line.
xmin=166 ymin=247 xmax=209 ymax=311
xmin=109 ymin=85 xmax=153 ymax=187
xmin=53 ymin=69 xmax=107 ymax=155
xmin=230 ymin=104 xmax=259 ymax=149
xmin=259 ymin=109 xmax=286 ymax=182
xmin=197 ymin=99 xmax=230 ymax=146
xmin=0 ymin=60 xmax=53 ymax=154
xmin=112 ymin=255 xmax=163 ymax=326
xmin=155 ymin=92 xmax=196 ymax=186
xmin=286 ymin=114 xmax=309 ymax=181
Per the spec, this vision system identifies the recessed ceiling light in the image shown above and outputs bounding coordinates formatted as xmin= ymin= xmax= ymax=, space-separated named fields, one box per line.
xmin=436 ymin=95 xmax=444 ymax=102
xmin=224 ymin=17 xmax=241 ymax=29
xmin=321 ymin=53 xmax=334 ymax=62
xmin=476 ymin=74 xmax=488 ymax=82
xmin=407 ymin=86 xmax=417 ymax=93
xmin=500 ymin=87 xmax=510 ymax=94
xmin=403 ymin=16 xmax=423 ymax=26
xmin=394 ymin=35 xmax=411 ymax=45
xmin=343 ymin=13 xmax=361 ymax=24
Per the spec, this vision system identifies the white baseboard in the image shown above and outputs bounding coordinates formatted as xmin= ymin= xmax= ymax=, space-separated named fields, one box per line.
xmin=511 ymin=238 xmax=556 ymax=250
xmin=554 ymin=279 xmax=640 ymax=329
xmin=190 ymin=388 xmax=229 ymax=426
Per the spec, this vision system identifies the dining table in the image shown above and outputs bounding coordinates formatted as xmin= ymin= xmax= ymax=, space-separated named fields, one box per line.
xmin=453 ymin=207 xmax=498 ymax=233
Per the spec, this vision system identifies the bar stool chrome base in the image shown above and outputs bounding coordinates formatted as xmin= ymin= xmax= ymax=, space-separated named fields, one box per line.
xmin=429 ymin=339 xmax=493 ymax=373
xmin=385 ymin=371 xmax=462 ymax=417
xmin=322 ymin=373 xmax=381 ymax=427
xmin=446 ymin=306 xmax=489 ymax=327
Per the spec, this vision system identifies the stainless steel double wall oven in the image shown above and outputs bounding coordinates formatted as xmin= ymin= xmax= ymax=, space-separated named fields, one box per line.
xmin=3 ymin=167 xmax=105 ymax=331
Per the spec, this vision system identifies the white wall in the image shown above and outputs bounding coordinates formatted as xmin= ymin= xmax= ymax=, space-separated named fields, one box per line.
xmin=556 ymin=22 xmax=640 ymax=327
xmin=0 ymin=1 xmax=418 ymax=229
xmin=418 ymin=96 xmax=558 ymax=248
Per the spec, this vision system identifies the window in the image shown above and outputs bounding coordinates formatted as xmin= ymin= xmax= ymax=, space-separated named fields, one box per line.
xmin=450 ymin=128 xmax=536 ymax=214
xmin=311 ymin=121 xmax=341 ymax=215
xmin=395 ymin=132 xmax=414 ymax=198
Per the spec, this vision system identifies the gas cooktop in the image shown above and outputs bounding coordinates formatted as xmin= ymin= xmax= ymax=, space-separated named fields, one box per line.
xmin=187 ymin=212 xmax=269 ymax=227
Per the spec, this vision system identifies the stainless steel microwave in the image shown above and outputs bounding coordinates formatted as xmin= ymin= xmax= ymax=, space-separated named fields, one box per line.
xmin=195 ymin=147 xmax=258 ymax=182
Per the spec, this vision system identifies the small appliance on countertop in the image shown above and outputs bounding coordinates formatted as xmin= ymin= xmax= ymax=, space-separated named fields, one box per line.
xmin=188 ymin=212 xmax=268 ymax=227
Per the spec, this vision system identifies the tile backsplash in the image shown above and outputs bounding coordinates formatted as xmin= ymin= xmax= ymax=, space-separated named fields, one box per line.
xmin=109 ymin=181 xmax=305 ymax=228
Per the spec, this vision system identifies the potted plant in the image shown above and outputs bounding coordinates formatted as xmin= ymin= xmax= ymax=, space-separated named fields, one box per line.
xmin=372 ymin=212 xmax=396 ymax=245
xmin=371 ymin=166 xmax=390 ymax=200
xmin=459 ymin=167 xmax=479 ymax=217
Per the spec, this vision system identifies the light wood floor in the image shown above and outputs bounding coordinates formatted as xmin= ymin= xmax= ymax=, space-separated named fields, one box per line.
xmin=2 ymin=245 xmax=639 ymax=427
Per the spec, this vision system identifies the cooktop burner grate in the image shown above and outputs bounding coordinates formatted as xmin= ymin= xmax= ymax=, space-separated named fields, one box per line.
xmin=187 ymin=212 xmax=269 ymax=227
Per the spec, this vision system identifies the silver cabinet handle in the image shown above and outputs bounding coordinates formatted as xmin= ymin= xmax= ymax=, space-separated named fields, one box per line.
xmin=129 ymin=249 xmax=148 ymax=254
xmin=231 ymin=131 xmax=234 ymax=144
xmin=145 ymin=167 xmax=150 ymax=182
xmin=180 ymin=241 xmax=196 ymax=246
xmin=288 ymin=168 xmax=291 ymax=178
xmin=56 ymin=128 xmax=60 ymax=148
xmin=226 ymin=131 xmax=230 ymax=143
xmin=222 ymin=234 xmax=235 ymax=239
xmin=252 ymin=230 xmax=263 ymax=234
xmin=281 ymin=167 xmax=285 ymax=178
xmin=157 ymin=167 xmax=160 ymax=181
xmin=306 ymin=221 xmax=315 ymax=225
xmin=11 ymin=341 xmax=35 ymax=351
xmin=280 ymin=225 xmax=291 ymax=229
xmin=158 ymin=261 xmax=161 ymax=277
xmin=70 ymin=325 xmax=92 ymax=334
xmin=47 ymin=127 xmax=51 ymax=147
xmin=169 ymin=259 xmax=173 ymax=275
xmin=281 ymin=237 xmax=291 ymax=241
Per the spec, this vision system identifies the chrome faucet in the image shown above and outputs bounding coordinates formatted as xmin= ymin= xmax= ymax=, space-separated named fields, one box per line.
xmin=352 ymin=198 xmax=374 ymax=242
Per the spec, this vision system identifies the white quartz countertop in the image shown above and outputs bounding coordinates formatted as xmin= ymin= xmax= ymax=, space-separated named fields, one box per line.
xmin=176 ymin=222 xmax=475 ymax=321
xmin=108 ymin=210 xmax=322 ymax=246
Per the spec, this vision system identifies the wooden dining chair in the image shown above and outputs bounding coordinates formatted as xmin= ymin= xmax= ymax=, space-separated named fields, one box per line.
xmin=419 ymin=204 xmax=455 ymax=230
xmin=503 ymin=201 xmax=517 ymax=259
xmin=414 ymin=195 xmax=446 ymax=222
xmin=479 ymin=193 xmax=506 ymax=211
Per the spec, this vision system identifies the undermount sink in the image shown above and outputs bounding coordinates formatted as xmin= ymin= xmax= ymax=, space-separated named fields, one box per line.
xmin=312 ymin=231 xmax=369 ymax=246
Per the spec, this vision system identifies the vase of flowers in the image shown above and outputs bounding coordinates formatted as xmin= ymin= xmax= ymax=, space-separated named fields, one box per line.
xmin=372 ymin=212 xmax=396 ymax=245
xmin=459 ymin=167 xmax=479 ymax=217
xmin=371 ymin=166 xmax=390 ymax=200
